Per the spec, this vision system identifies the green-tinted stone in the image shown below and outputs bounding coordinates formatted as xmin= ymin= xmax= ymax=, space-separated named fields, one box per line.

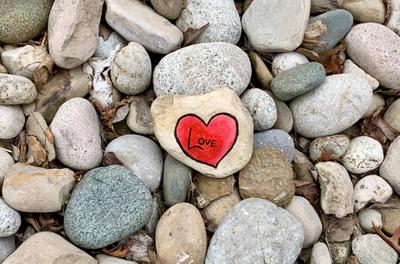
xmin=0 ymin=0 xmax=53 ymax=44
xmin=271 ymin=62 xmax=326 ymax=101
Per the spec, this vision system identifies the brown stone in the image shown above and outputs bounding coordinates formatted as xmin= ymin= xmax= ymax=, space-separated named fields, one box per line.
xmin=193 ymin=174 xmax=235 ymax=208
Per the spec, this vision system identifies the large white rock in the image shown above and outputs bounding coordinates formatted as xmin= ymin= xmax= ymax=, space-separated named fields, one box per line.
xmin=176 ymin=0 xmax=241 ymax=44
xmin=242 ymin=0 xmax=310 ymax=52
xmin=2 ymin=164 xmax=75 ymax=213
xmin=3 ymin=232 xmax=96 ymax=264
xmin=153 ymin=42 xmax=251 ymax=97
xmin=290 ymin=74 xmax=372 ymax=138
xmin=151 ymin=87 xmax=253 ymax=178
xmin=105 ymin=0 xmax=183 ymax=54
xmin=346 ymin=23 xmax=400 ymax=89
xmin=205 ymin=198 xmax=304 ymax=264
xmin=50 ymin=98 xmax=103 ymax=170
xmin=48 ymin=0 xmax=104 ymax=69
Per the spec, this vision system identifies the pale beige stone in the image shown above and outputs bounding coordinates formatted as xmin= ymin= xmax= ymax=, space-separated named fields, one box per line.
xmin=3 ymin=232 xmax=96 ymax=264
xmin=0 ymin=149 xmax=14 ymax=186
xmin=151 ymin=87 xmax=253 ymax=178
xmin=383 ymin=98 xmax=400 ymax=133
xmin=343 ymin=59 xmax=379 ymax=90
xmin=354 ymin=175 xmax=392 ymax=211
xmin=342 ymin=0 xmax=385 ymax=23
xmin=156 ymin=203 xmax=207 ymax=264
xmin=363 ymin=93 xmax=385 ymax=118
xmin=48 ymin=0 xmax=104 ymax=69
xmin=2 ymin=163 xmax=75 ymax=212
xmin=0 ymin=74 xmax=37 ymax=105
xmin=193 ymin=174 xmax=235 ymax=208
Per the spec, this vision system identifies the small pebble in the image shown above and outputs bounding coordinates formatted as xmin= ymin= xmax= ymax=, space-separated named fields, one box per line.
xmin=0 ymin=236 xmax=16 ymax=263
xmin=380 ymin=136 xmax=400 ymax=194
xmin=271 ymin=52 xmax=309 ymax=76
xmin=150 ymin=0 xmax=183 ymax=20
xmin=0 ymin=105 xmax=25 ymax=140
xmin=241 ymin=88 xmax=277 ymax=131
xmin=309 ymin=134 xmax=350 ymax=162
xmin=253 ymin=129 xmax=295 ymax=161
xmin=97 ymin=254 xmax=138 ymax=264
xmin=354 ymin=175 xmax=392 ymax=211
xmin=0 ymin=149 xmax=14 ymax=187
xmin=359 ymin=208 xmax=382 ymax=233
xmin=272 ymin=97 xmax=293 ymax=132
xmin=310 ymin=242 xmax=332 ymax=264
xmin=362 ymin=93 xmax=385 ymax=118
xmin=341 ymin=136 xmax=384 ymax=174
xmin=342 ymin=0 xmax=385 ymax=23
xmin=0 ymin=74 xmax=37 ymax=105
xmin=383 ymin=98 xmax=400 ymax=133
xmin=126 ymin=91 xmax=155 ymax=135
xmin=248 ymin=51 xmax=273 ymax=89
xmin=0 ymin=198 xmax=21 ymax=237
xmin=329 ymin=241 xmax=351 ymax=264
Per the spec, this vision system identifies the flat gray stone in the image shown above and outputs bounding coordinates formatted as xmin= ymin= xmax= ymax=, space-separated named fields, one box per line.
xmin=64 ymin=165 xmax=153 ymax=249
xmin=176 ymin=0 xmax=241 ymax=44
xmin=253 ymin=129 xmax=294 ymax=162
xmin=290 ymin=74 xmax=372 ymax=138
xmin=352 ymin=234 xmax=397 ymax=264
xmin=205 ymin=198 xmax=304 ymax=264
xmin=153 ymin=42 xmax=251 ymax=96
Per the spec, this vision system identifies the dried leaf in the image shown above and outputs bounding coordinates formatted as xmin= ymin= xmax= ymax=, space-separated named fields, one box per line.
xmin=26 ymin=135 xmax=47 ymax=166
xmin=301 ymin=20 xmax=328 ymax=50
xmin=32 ymin=51 xmax=54 ymax=86
xmin=103 ymin=152 xmax=123 ymax=166
xmin=74 ymin=171 xmax=84 ymax=182
xmin=102 ymin=244 xmax=130 ymax=258
xmin=294 ymin=180 xmax=320 ymax=205
xmin=25 ymin=217 xmax=41 ymax=232
xmin=17 ymin=131 xmax=27 ymax=163
xmin=183 ymin=23 xmax=209 ymax=47
xmin=373 ymin=224 xmax=400 ymax=254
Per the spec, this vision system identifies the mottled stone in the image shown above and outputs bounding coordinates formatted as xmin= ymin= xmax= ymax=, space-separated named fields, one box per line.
xmin=193 ymin=174 xmax=235 ymax=208
xmin=342 ymin=0 xmax=385 ymax=23
xmin=2 ymin=163 xmax=75 ymax=213
xmin=126 ymin=91 xmax=155 ymax=135
xmin=163 ymin=155 xmax=192 ymax=207
xmin=242 ymin=0 xmax=310 ymax=52
xmin=105 ymin=0 xmax=183 ymax=54
xmin=271 ymin=62 xmax=326 ymax=101
xmin=341 ymin=136 xmax=384 ymax=174
xmin=352 ymin=234 xmax=397 ymax=264
xmin=359 ymin=209 xmax=382 ymax=233
xmin=0 ymin=199 xmax=20 ymax=237
xmin=239 ymin=148 xmax=295 ymax=207
xmin=309 ymin=134 xmax=350 ymax=162
xmin=0 ymin=0 xmax=53 ymax=44
xmin=354 ymin=175 xmax=392 ymax=211
xmin=310 ymin=242 xmax=332 ymax=264
xmin=205 ymin=198 xmax=304 ymax=264
xmin=110 ymin=42 xmax=152 ymax=95
xmin=0 ymin=105 xmax=25 ymax=140
xmin=156 ymin=203 xmax=207 ymax=264
xmin=176 ymin=0 xmax=241 ymax=44
xmin=150 ymin=0 xmax=183 ymax=20
xmin=241 ymin=88 xmax=277 ymax=131
xmin=3 ymin=232 xmax=96 ymax=264
xmin=253 ymin=129 xmax=295 ymax=161
xmin=50 ymin=98 xmax=102 ymax=170
xmin=64 ymin=166 xmax=153 ymax=249
xmin=104 ymin=135 xmax=163 ymax=192
xmin=329 ymin=241 xmax=351 ymax=264
xmin=290 ymin=74 xmax=372 ymax=138
xmin=153 ymin=42 xmax=251 ymax=96
xmin=311 ymin=0 xmax=343 ymax=13
xmin=0 ymin=74 xmax=37 ymax=105
xmin=271 ymin=52 xmax=309 ymax=76
xmin=315 ymin=162 xmax=354 ymax=218
xmin=286 ymin=196 xmax=322 ymax=248
xmin=346 ymin=23 xmax=400 ymax=89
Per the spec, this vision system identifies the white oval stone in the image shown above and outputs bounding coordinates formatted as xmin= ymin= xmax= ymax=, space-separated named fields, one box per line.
xmin=110 ymin=42 xmax=152 ymax=95
xmin=0 ymin=74 xmax=37 ymax=105
xmin=341 ymin=136 xmax=384 ymax=174
xmin=50 ymin=98 xmax=103 ymax=170
xmin=359 ymin=209 xmax=382 ymax=233
xmin=242 ymin=0 xmax=310 ymax=52
xmin=316 ymin=162 xmax=354 ymax=218
xmin=241 ymin=88 xmax=277 ymax=131
xmin=290 ymin=74 xmax=372 ymax=138
xmin=0 ymin=105 xmax=25 ymax=140
xmin=176 ymin=0 xmax=241 ymax=44
xmin=0 ymin=198 xmax=21 ymax=237
xmin=380 ymin=136 xmax=400 ymax=195
xmin=310 ymin=242 xmax=332 ymax=264
xmin=272 ymin=52 xmax=309 ymax=76
xmin=153 ymin=42 xmax=251 ymax=97
xmin=346 ymin=23 xmax=400 ymax=89
xmin=104 ymin=134 xmax=163 ymax=192
xmin=354 ymin=175 xmax=393 ymax=211
xmin=286 ymin=196 xmax=322 ymax=248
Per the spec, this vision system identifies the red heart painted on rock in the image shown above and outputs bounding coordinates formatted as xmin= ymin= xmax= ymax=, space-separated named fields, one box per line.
xmin=175 ymin=113 xmax=239 ymax=168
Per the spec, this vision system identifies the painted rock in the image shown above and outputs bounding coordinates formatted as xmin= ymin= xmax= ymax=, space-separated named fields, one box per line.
xmin=151 ymin=87 xmax=253 ymax=178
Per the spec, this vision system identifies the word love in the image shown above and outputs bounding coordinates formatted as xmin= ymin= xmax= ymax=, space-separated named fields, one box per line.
xmin=175 ymin=113 xmax=238 ymax=168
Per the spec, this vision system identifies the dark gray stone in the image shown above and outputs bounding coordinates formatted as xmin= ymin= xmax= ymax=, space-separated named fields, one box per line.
xmin=254 ymin=129 xmax=295 ymax=162
xmin=163 ymin=155 xmax=192 ymax=207
xmin=271 ymin=62 xmax=326 ymax=101
xmin=311 ymin=9 xmax=353 ymax=53
xmin=64 ymin=165 xmax=153 ymax=249
xmin=0 ymin=0 xmax=53 ymax=44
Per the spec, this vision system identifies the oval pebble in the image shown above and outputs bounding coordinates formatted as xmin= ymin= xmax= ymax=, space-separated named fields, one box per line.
xmin=64 ymin=165 xmax=153 ymax=249
xmin=241 ymin=88 xmax=277 ymax=131
xmin=0 ymin=149 xmax=14 ymax=187
xmin=354 ymin=175 xmax=393 ymax=211
xmin=309 ymin=134 xmax=350 ymax=162
xmin=359 ymin=209 xmax=382 ymax=233
xmin=383 ymin=98 xmax=400 ymax=133
xmin=0 ymin=198 xmax=21 ymax=237
xmin=153 ymin=42 xmax=251 ymax=96
xmin=341 ymin=136 xmax=384 ymax=174
xmin=380 ymin=136 xmax=400 ymax=194
xmin=0 ymin=105 xmax=25 ymax=140
xmin=346 ymin=23 xmax=400 ymax=89
xmin=290 ymin=74 xmax=372 ymax=138
xmin=176 ymin=0 xmax=241 ymax=44
xmin=253 ymin=129 xmax=295 ymax=162
xmin=150 ymin=0 xmax=182 ymax=20
xmin=271 ymin=52 xmax=309 ymax=76
xmin=310 ymin=242 xmax=332 ymax=264
xmin=50 ymin=98 xmax=103 ymax=170
xmin=0 ymin=74 xmax=37 ymax=105
xmin=110 ymin=42 xmax=152 ymax=95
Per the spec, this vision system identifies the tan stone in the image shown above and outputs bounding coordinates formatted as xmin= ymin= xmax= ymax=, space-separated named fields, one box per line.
xmin=2 ymin=163 xmax=75 ymax=212
xmin=48 ymin=0 xmax=104 ymax=69
xmin=248 ymin=51 xmax=273 ymax=89
xmin=239 ymin=147 xmax=295 ymax=207
xmin=151 ymin=87 xmax=253 ymax=178
xmin=156 ymin=203 xmax=207 ymax=264
xmin=3 ymin=232 xmax=96 ymax=264
xmin=193 ymin=174 xmax=235 ymax=208
xmin=342 ymin=0 xmax=385 ymax=23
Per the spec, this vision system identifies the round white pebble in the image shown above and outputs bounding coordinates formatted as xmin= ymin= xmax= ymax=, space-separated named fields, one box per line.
xmin=0 ymin=105 xmax=25 ymax=139
xmin=272 ymin=52 xmax=309 ymax=76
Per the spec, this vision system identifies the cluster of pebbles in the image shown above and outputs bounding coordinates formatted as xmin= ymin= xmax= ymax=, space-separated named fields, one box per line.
xmin=1 ymin=0 xmax=400 ymax=263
